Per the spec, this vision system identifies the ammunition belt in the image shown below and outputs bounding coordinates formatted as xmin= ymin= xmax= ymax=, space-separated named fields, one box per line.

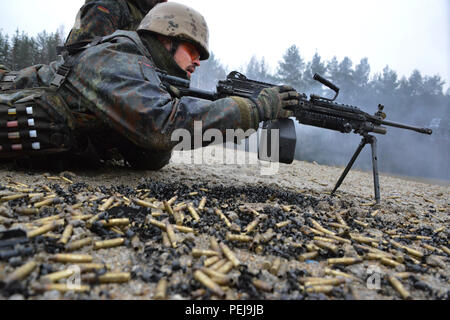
xmin=0 ymin=89 xmax=74 ymax=159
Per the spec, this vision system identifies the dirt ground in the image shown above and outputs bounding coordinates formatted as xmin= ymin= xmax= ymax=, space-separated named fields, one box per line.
xmin=0 ymin=146 xmax=448 ymax=300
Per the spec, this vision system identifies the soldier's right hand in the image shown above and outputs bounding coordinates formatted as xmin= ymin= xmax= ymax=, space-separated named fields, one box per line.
xmin=254 ymin=85 xmax=299 ymax=121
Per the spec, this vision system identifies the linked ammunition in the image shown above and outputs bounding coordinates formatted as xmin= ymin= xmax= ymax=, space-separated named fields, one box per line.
xmin=327 ymin=258 xmax=363 ymax=266
xmin=154 ymin=278 xmax=168 ymax=300
xmin=220 ymin=243 xmax=240 ymax=267
xmin=226 ymin=233 xmax=253 ymax=242
xmin=51 ymin=254 xmax=93 ymax=263
xmin=66 ymin=237 xmax=93 ymax=252
xmin=389 ymin=276 xmax=411 ymax=300
xmin=192 ymin=249 xmax=220 ymax=258
xmin=166 ymin=222 xmax=177 ymax=249
xmin=42 ymin=269 xmax=75 ymax=283
xmin=58 ymin=224 xmax=74 ymax=245
xmin=6 ymin=260 xmax=37 ymax=282
xmin=93 ymin=238 xmax=125 ymax=250
xmin=194 ymin=270 xmax=225 ymax=298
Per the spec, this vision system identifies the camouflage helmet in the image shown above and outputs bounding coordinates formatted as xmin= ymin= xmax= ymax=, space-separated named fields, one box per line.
xmin=137 ymin=2 xmax=210 ymax=60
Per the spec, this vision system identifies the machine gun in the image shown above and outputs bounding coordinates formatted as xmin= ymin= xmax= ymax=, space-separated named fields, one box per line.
xmin=158 ymin=71 xmax=433 ymax=203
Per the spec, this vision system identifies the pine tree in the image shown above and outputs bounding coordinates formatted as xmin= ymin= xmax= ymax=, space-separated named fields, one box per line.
xmin=276 ymin=45 xmax=305 ymax=90
xmin=191 ymin=51 xmax=227 ymax=91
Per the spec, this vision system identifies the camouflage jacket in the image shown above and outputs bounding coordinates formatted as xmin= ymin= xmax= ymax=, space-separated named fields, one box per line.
xmin=65 ymin=0 xmax=145 ymax=46
xmin=4 ymin=31 xmax=257 ymax=155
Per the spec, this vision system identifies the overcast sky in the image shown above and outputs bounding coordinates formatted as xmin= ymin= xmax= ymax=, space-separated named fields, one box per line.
xmin=0 ymin=0 xmax=448 ymax=90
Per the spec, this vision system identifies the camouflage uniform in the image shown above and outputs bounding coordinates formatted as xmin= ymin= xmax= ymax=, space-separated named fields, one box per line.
xmin=1 ymin=31 xmax=258 ymax=170
xmin=65 ymin=0 xmax=159 ymax=46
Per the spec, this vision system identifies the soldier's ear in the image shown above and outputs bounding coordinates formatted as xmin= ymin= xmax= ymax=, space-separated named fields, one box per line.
xmin=156 ymin=35 xmax=171 ymax=52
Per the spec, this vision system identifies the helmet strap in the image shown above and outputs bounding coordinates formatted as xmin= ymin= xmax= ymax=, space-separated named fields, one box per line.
xmin=170 ymin=39 xmax=180 ymax=58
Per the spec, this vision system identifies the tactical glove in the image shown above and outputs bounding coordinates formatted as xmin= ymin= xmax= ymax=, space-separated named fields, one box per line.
xmin=254 ymin=85 xmax=299 ymax=122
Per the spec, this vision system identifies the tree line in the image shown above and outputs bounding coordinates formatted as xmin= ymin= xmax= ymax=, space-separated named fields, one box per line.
xmin=1 ymin=29 xmax=449 ymax=180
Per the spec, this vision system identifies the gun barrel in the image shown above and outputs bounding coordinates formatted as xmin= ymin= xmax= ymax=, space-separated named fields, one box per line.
xmin=381 ymin=120 xmax=433 ymax=135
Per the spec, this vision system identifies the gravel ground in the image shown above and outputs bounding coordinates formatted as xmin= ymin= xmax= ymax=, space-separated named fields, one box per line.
xmin=0 ymin=146 xmax=448 ymax=300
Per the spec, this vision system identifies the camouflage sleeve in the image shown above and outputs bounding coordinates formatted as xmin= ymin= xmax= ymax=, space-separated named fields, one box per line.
xmin=65 ymin=0 xmax=129 ymax=45
xmin=67 ymin=40 xmax=258 ymax=152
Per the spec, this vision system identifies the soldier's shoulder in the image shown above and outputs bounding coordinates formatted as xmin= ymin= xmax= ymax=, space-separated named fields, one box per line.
xmin=82 ymin=0 xmax=131 ymax=15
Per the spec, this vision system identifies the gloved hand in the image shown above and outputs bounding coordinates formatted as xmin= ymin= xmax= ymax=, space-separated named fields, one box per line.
xmin=0 ymin=64 xmax=10 ymax=81
xmin=254 ymin=85 xmax=299 ymax=122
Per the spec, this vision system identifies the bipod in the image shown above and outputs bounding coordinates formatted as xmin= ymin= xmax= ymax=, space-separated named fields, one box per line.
xmin=331 ymin=134 xmax=381 ymax=203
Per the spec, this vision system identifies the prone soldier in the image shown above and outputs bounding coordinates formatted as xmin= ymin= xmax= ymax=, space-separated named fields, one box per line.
xmin=66 ymin=0 xmax=168 ymax=46
xmin=0 ymin=2 xmax=298 ymax=170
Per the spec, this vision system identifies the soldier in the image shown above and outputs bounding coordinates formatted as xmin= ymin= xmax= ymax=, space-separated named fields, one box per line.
xmin=66 ymin=0 xmax=168 ymax=45
xmin=0 ymin=2 xmax=298 ymax=170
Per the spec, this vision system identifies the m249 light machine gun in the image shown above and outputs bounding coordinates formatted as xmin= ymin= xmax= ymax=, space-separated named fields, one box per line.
xmin=158 ymin=71 xmax=433 ymax=203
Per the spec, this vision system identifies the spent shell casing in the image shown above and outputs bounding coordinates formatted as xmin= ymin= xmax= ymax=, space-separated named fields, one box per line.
xmin=42 ymin=269 xmax=75 ymax=283
xmin=187 ymin=205 xmax=200 ymax=221
xmin=310 ymin=219 xmax=335 ymax=236
xmin=305 ymin=278 xmax=345 ymax=287
xmin=215 ymin=209 xmax=231 ymax=228
xmin=194 ymin=270 xmax=225 ymax=298
xmin=389 ymin=276 xmax=411 ymax=300
xmin=166 ymin=222 xmax=177 ymax=248
xmin=51 ymin=254 xmax=93 ymax=263
xmin=1 ymin=194 xmax=27 ymax=202
xmin=305 ymin=285 xmax=334 ymax=294
xmin=440 ymin=246 xmax=450 ymax=256
xmin=192 ymin=249 xmax=220 ymax=258
xmin=149 ymin=218 xmax=166 ymax=231
xmin=226 ymin=233 xmax=253 ymax=242
xmin=97 ymin=272 xmax=131 ymax=284
xmin=174 ymin=225 xmax=194 ymax=234
xmin=99 ymin=218 xmax=130 ymax=228
xmin=66 ymin=237 xmax=93 ymax=252
xmin=198 ymin=197 xmax=207 ymax=211
xmin=394 ymin=272 xmax=412 ymax=280
xmin=163 ymin=201 xmax=174 ymax=215
xmin=351 ymin=235 xmax=379 ymax=244
xmin=6 ymin=261 xmax=38 ymax=282
xmin=204 ymin=256 xmax=221 ymax=268
xmin=35 ymin=283 xmax=90 ymax=293
xmin=325 ymin=234 xmax=352 ymax=244
xmin=86 ymin=213 xmax=102 ymax=228
xmin=154 ymin=278 xmax=168 ymax=300
xmin=27 ymin=222 xmax=60 ymax=238
xmin=353 ymin=219 xmax=369 ymax=228
xmin=33 ymin=198 xmax=56 ymax=209
xmin=390 ymin=240 xmax=424 ymax=259
xmin=308 ymin=227 xmax=325 ymax=236
xmin=219 ymin=243 xmax=240 ymax=267
xmin=201 ymin=268 xmax=228 ymax=280
xmin=209 ymin=237 xmax=221 ymax=253
xmin=58 ymin=224 xmax=74 ymax=245
xmin=327 ymin=258 xmax=363 ymax=266
xmin=314 ymin=240 xmax=338 ymax=254
xmin=217 ymin=261 xmax=234 ymax=275
xmin=381 ymin=257 xmax=402 ymax=268
xmin=210 ymin=259 xmax=228 ymax=271
xmin=93 ymin=238 xmax=125 ymax=250
xmin=15 ymin=207 xmax=39 ymax=216
xmin=99 ymin=196 xmax=115 ymax=211
xmin=134 ymin=199 xmax=159 ymax=209
xmin=299 ymin=251 xmax=319 ymax=262
xmin=276 ymin=221 xmax=291 ymax=228
xmin=324 ymin=268 xmax=356 ymax=280
xmin=167 ymin=196 xmax=178 ymax=206
xmin=253 ymin=279 xmax=273 ymax=292
xmin=270 ymin=258 xmax=282 ymax=276
xmin=79 ymin=263 xmax=107 ymax=273
xmin=162 ymin=232 xmax=171 ymax=248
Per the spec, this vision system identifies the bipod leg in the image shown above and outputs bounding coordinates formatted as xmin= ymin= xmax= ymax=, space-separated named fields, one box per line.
xmin=332 ymin=136 xmax=369 ymax=195
xmin=368 ymin=136 xmax=381 ymax=204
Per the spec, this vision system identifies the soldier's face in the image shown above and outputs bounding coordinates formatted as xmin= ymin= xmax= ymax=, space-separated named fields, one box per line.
xmin=174 ymin=42 xmax=201 ymax=79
